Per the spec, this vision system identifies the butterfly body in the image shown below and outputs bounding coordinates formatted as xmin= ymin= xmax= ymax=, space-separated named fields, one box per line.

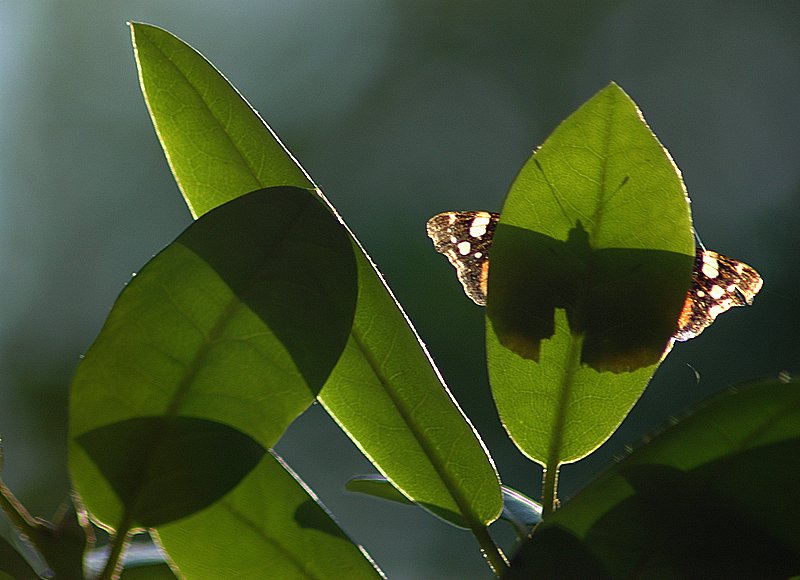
xmin=427 ymin=211 xmax=763 ymax=341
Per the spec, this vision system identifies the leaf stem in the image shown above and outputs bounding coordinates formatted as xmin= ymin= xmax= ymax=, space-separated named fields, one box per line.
xmin=541 ymin=464 xmax=560 ymax=517
xmin=99 ymin=517 xmax=133 ymax=580
xmin=469 ymin=521 xmax=509 ymax=576
xmin=0 ymin=477 xmax=46 ymax=538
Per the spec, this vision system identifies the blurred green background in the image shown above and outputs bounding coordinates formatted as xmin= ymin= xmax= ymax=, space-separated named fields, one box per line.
xmin=1 ymin=2 xmax=797 ymax=578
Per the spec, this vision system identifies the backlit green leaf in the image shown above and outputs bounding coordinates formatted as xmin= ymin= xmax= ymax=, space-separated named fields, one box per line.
xmin=75 ymin=417 xmax=265 ymax=527
xmin=130 ymin=22 xmax=502 ymax=528
xmin=487 ymin=83 xmax=694 ymax=467
xmin=70 ymin=187 xmax=357 ymax=529
xmin=131 ymin=25 xmax=309 ymax=217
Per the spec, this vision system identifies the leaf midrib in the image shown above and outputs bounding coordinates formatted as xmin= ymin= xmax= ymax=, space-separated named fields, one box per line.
xmin=546 ymin=94 xmax=617 ymax=468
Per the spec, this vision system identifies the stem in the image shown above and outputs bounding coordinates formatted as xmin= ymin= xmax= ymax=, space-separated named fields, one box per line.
xmin=468 ymin=520 xmax=509 ymax=576
xmin=0 ymin=478 xmax=44 ymax=537
xmin=99 ymin=516 xmax=133 ymax=580
xmin=541 ymin=464 xmax=560 ymax=517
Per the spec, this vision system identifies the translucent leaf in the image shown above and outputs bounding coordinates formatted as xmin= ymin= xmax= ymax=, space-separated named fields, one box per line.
xmin=487 ymin=83 xmax=694 ymax=467
xmin=130 ymin=22 xmax=502 ymax=528
xmin=75 ymin=417 xmax=265 ymax=527
xmin=70 ymin=187 xmax=357 ymax=529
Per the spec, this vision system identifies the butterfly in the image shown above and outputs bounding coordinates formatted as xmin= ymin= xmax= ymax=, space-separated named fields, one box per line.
xmin=427 ymin=211 xmax=763 ymax=341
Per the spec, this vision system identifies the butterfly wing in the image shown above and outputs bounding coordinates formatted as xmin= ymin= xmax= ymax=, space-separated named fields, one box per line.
xmin=674 ymin=249 xmax=764 ymax=341
xmin=426 ymin=211 xmax=498 ymax=306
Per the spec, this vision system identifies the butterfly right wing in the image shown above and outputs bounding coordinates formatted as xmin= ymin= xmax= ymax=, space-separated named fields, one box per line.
xmin=673 ymin=249 xmax=764 ymax=341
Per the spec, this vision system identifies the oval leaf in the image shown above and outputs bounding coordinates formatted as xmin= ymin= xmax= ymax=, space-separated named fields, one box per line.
xmin=130 ymin=22 xmax=502 ymax=528
xmin=487 ymin=83 xmax=694 ymax=467
xmin=70 ymin=186 xmax=357 ymax=529
xmin=120 ymin=565 xmax=178 ymax=580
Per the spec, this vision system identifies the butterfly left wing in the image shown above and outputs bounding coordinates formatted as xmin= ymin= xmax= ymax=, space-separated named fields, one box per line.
xmin=426 ymin=211 xmax=498 ymax=306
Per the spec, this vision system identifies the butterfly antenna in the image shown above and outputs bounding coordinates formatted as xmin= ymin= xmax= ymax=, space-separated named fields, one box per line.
xmin=692 ymin=227 xmax=707 ymax=251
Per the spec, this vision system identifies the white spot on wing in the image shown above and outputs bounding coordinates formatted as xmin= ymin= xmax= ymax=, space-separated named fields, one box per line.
xmin=709 ymin=285 xmax=725 ymax=300
xmin=469 ymin=224 xmax=487 ymax=238
xmin=701 ymin=253 xmax=719 ymax=278
xmin=457 ymin=241 xmax=471 ymax=255
xmin=469 ymin=212 xmax=492 ymax=238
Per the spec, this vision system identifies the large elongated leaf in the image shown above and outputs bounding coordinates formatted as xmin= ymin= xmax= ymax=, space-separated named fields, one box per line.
xmin=131 ymin=27 xmax=309 ymax=217
xmin=486 ymin=84 xmax=694 ymax=467
xmin=130 ymin=22 xmax=501 ymax=528
xmin=506 ymin=378 xmax=800 ymax=579
xmin=70 ymin=187 xmax=358 ymax=530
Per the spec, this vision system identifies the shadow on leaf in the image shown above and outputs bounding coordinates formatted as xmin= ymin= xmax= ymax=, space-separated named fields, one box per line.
xmin=487 ymin=222 xmax=692 ymax=372
xmin=76 ymin=416 xmax=265 ymax=528
xmin=176 ymin=186 xmax=358 ymax=393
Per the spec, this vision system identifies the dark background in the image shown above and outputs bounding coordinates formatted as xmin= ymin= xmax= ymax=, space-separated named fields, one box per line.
xmin=1 ymin=2 xmax=797 ymax=578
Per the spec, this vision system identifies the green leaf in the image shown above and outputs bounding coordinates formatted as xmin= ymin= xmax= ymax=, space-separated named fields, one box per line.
xmin=486 ymin=83 xmax=694 ymax=467
xmin=120 ymin=565 xmax=178 ymax=579
xmin=70 ymin=187 xmax=357 ymax=529
xmin=508 ymin=378 xmax=800 ymax=579
xmin=156 ymin=451 xmax=383 ymax=579
xmin=36 ymin=499 xmax=93 ymax=580
xmin=130 ymin=24 xmax=309 ymax=217
xmin=320 ymin=267 xmax=502 ymax=527
xmin=346 ymin=475 xmax=541 ymax=532
xmin=130 ymin=22 xmax=502 ymax=528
